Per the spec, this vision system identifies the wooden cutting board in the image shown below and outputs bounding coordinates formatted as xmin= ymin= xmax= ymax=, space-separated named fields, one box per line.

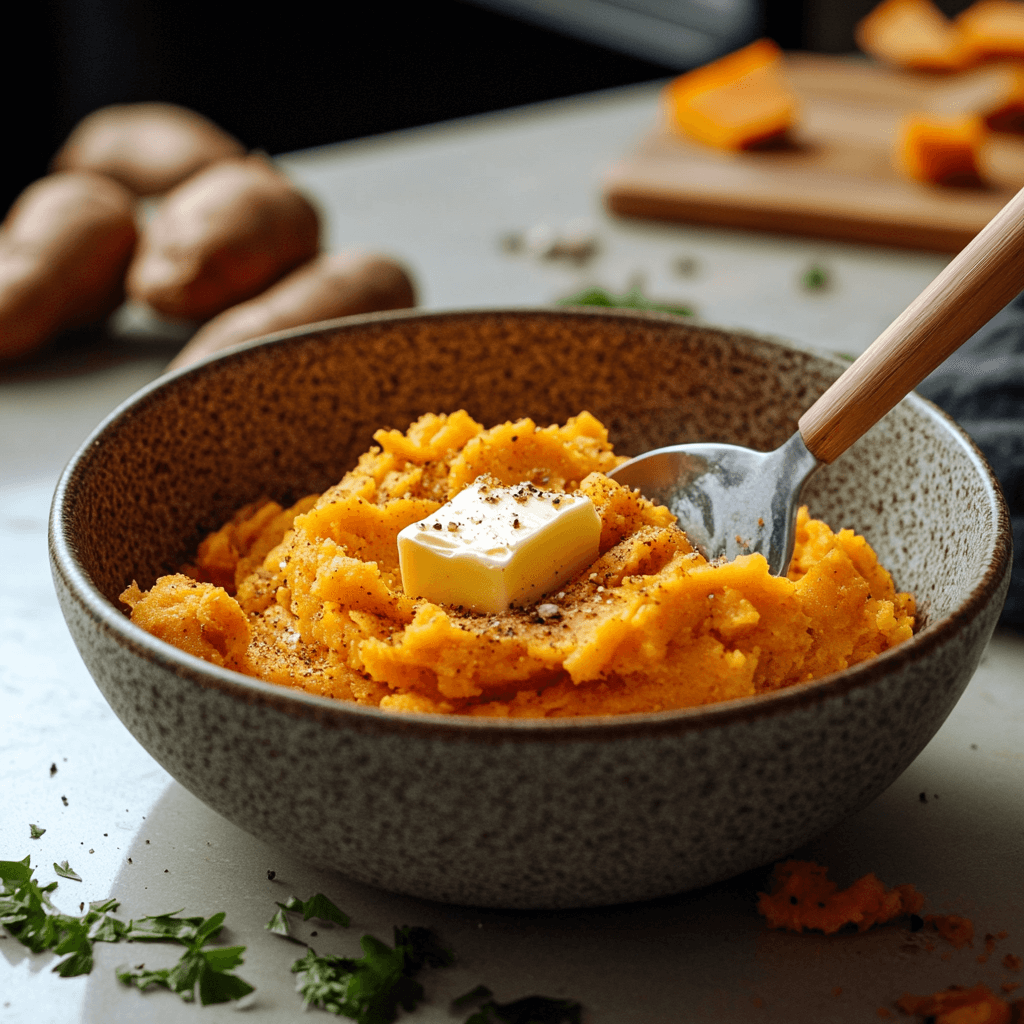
xmin=604 ymin=53 xmax=1024 ymax=252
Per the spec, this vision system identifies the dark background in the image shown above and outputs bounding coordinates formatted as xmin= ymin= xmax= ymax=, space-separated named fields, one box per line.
xmin=3 ymin=0 xmax=802 ymax=216
xmin=3 ymin=0 xmax=975 ymax=217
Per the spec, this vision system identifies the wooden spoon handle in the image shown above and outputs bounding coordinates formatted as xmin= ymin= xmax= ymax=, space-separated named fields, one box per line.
xmin=798 ymin=185 xmax=1024 ymax=464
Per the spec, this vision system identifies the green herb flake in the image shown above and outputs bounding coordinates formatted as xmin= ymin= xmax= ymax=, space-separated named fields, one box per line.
xmin=291 ymin=948 xmax=358 ymax=1015
xmin=1 ymin=856 xmax=124 ymax=975
xmin=117 ymin=912 xmax=253 ymax=1006
xmin=464 ymin=994 xmax=584 ymax=1024
xmin=88 ymin=911 xmax=127 ymax=944
xmin=123 ymin=909 xmax=210 ymax=944
xmin=276 ymin=893 xmax=351 ymax=927
xmin=268 ymin=892 xmax=352 ymax=939
xmin=291 ymin=926 xmax=452 ymax=1024
xmin=0 ymin=855 xmax=35 ymax=886
xmin=2 ymin=853 xmax=249 ymax=999
xmin=266 ymin=906 xmax=293 ymax=938
xmin=117 ymin=946 xmax=254 ymax=1006
xmin=801 ymin=264 xmax=830 ymax=291
xmin=559 ymin=285 xmax=693 ymax=317
xmin=29 ymin=824 xmax=46 ymax=839
xmin=393 ymin=925 xmax=454 ymax=971
xmin=301 ymin=893 xmax=351 ymax=927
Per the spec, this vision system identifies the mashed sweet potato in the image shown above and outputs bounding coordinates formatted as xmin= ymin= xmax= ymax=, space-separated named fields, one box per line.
xmin=120 ymin=411 xmax=916 ymax=717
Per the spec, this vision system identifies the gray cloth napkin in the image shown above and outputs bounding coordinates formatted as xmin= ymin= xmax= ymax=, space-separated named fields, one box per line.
xmin=918 ymin=289 xmax=1024 ymax=629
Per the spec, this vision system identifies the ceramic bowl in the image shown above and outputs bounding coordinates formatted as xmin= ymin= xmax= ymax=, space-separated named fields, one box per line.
xmin=50 ymin=308 xmax=1011 ymax=909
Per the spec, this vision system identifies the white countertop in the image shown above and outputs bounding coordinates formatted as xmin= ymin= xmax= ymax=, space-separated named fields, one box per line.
xmin=2 ymin=83 xmax=1022 ymax=1023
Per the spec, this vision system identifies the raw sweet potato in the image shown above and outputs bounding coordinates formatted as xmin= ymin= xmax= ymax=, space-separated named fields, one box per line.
xmin=856 ymin=0 xmax=970 ymax=72
xmin=0 ymin=172 xmax=137 ymax=361
xmin=957 ymin=0 xmax=1024 ymax=62
xmin=168 ymin=251 xmax=416 ymax=369
xmin=126 ymin=155 xmax=320 ymax=321
xmin=52 ymin=103 xmax=245 ymax=196
xmin=897 ymin=112 xmax=986 ymax=184
xmin=664 ymin=39 xmax=797 ymax=151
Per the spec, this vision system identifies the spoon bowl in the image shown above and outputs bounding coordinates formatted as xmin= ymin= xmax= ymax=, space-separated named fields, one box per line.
xmin=609 ymin=433 xmax=819 ymax=574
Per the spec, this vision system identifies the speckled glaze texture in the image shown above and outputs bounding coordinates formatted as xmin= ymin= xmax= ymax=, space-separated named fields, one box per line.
xmin=50 ymin=309 xmax=1011 ymax=908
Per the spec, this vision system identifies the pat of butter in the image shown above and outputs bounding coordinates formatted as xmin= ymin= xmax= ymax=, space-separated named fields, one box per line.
xmin=397 ymin=479 xmax=601 ymax=614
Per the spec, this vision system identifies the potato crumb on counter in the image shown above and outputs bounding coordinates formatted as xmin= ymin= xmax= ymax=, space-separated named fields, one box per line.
xmin=927 ymin=914 xmax=977 ymax=950
xmin=757 ymin=860 xmax=925 ymax=934
xmin=757 ymin=859 xmax=1024 ymax=1020
xmin=897 ymin=983 xmax=1022 ymax=1023
xmin=121 ymin=411 xmax=915 ymax=717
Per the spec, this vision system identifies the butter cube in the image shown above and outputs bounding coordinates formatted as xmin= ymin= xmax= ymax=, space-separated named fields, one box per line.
xmin=397 ymin=479 xmax=601 ymax=614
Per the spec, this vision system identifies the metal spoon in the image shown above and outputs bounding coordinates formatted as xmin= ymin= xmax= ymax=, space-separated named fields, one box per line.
xmin=609 ymin=185 xmax=1024 ymax=575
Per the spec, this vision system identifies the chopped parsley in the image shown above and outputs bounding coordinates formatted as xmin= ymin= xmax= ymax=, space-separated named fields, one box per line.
xmin=1 ymin=855 xmax=252 ymax=1001
xmin=123 ymin=909 xmax=219 ymax=944
xmin=4 ymin=857 xmax=580 ymax=1020
xmin=801 ymin=263 xmax=830 ymax=291
xmin=290 ymin=925 xmax=452 ymax=1023
xmin=392 ymin=925 xmax=454 ymax=972
xmin=29 ymin=824 xmax=45 ymax=839
xmin=462 ymin=993 xmax=584 ymax=1024
xmin=117 ymin=912 xmax=254 ymax=1005
xmin=0 ymin=857 xmax=122 ymax=976
xmin=53 ymin=860 xmax=81 ymax=881
xmin=559 ymin=285 xmax=693 ymax=317
xmin=267 ymin=893 xmax=351 ymax=937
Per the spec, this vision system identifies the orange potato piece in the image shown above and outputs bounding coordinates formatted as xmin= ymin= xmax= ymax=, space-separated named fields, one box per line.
xmin=925 ymin=912 xmax=976 ymax=949
xmin=120 ymin=576 xmax=250 ymax=672
xmin=757 ymin=860 xmax=924 ymax=934
xmin=126 ymin=154 xmax=320 ymax=321
xmin=0 ymin=171 xmax=137 ymax=362
xmin=958 ymin=0 xmax=1024 ymax=61
xmin=897 ymin=113 xmax=986 ymax=184
xmin=897 ymin=984 xmax=1012 ymax=1024
xmin=52 ymin=103 xmax=245 ymax=196
xmin=856 ymin=0 xmax=970 ymax=72
xmin=664 ymin=38 xmax=797 ymax=150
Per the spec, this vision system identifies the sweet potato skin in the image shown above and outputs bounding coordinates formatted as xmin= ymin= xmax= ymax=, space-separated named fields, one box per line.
xmin=169 ymin=251 xmax=416 ymax=369
xmin=52 ymin=102 xmax=245 ymax=196
xmin=0 ymin=171 xmax=137 ymax=361
xmin=957 ymin=0 xmax=1024 ymax=62
xmin=126 ymin=155 xmax=320 ymax=322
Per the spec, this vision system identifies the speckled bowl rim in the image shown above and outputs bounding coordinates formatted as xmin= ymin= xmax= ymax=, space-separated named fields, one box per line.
xmin=51 ymin=306 xmax=1013 ymax=743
